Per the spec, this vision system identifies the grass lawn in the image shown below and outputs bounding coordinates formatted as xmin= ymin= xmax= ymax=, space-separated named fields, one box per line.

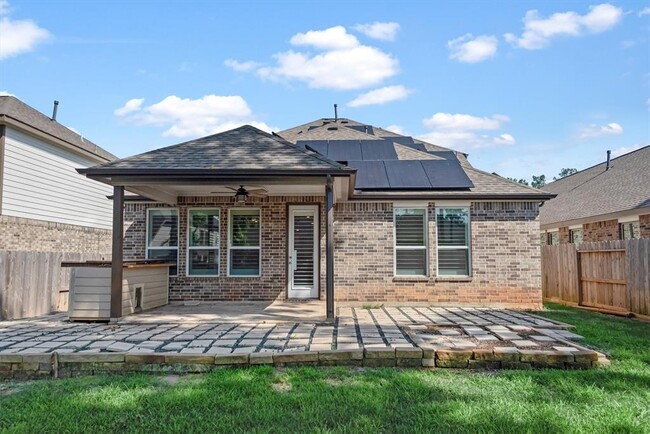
xmin=1 ymin=303 xmax=649 ymax=433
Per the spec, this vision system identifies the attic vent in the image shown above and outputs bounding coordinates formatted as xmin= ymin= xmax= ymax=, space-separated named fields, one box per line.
xmin=327 ymin=126 xmax=338 ymax=130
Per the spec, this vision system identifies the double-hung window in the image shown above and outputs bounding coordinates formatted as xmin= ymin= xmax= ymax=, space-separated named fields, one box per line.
xmin=619 ymin=221 xmax=640 ymax=240
xmin=569 ymin=228 xmax=583 ymax=245
xmin=394 ymin=208 xmax=428 ymax=276
xmin=188 ymin=209 xmax=220 ymax=276
xmin=228 ymin=209 xmax=261 ymax=276
xmin=436 ymin=208 xmax=470 ymax=276
xmin=146 ymin=209 xmax=179 ymax=276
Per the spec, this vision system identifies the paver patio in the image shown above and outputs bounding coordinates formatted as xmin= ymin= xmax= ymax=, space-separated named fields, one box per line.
xmin=0 ymin=306 xmax=586 ymax=356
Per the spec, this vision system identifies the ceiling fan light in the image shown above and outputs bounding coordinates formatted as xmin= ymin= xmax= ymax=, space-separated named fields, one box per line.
xmin=234 ymin=185 xmax=248 ymax=204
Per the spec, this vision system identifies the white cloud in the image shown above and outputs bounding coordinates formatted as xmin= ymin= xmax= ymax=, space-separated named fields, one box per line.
xmin=611 ymin=144 xmax=645 ymax=157
xmin=448 ymin=34 xmax=498 ymax=63
xmin=0 ymin=90 xmax=15 ymax=96
xmin=385 ymin=124 xmax=406 ymax=135
xmin=224 ymin=59 xmax=262 ymax=72
xmin=639 ymin=7 xmax=650 ymax=16
xmin=646 ymin=97 xmax=650 ymax=109
xmin=347 ymin=85 xmax=412 ymax=107
xmin=114 ymin=98 xmax=144 ymax=116
xmin=418 ymin=112 xmax=515 ymax=151
xmin=353 ymin=22 xmax=400 ymax=41
xmin=114 ymin=95 xmax=273 ymax=138
xmin=578 ymin=122 xmax=623 ymax=139
xmin=504 ymin=3 xmax=623 ymax=50
xmin=233 ymin=26 xmax=399 ymax=91
xmin=290 ymin=25 xmax=359 ymax=50
xmin=0 ymin=2 xmax=51 ymax=60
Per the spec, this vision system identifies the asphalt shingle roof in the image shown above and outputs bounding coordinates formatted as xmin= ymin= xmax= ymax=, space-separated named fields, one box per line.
xmin=0 ymin=96 xmax=115 ymax=161
xmin=87 ymin=125 xmax=346 ymax=172
xmin=539 ymin=146 xmax=650 ymax=226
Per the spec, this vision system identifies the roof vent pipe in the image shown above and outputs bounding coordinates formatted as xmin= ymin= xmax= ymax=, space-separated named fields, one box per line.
xmin=51 ymin=100 xmax=59 ymax=121
xmin=606 ymin=150 xmax=611 ymax=171
xmin=334 ymin=104 xmax=338 ymax=122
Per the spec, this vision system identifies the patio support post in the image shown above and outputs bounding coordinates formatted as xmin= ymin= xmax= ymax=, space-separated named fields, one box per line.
xmin=110 ymin=185 xmax=124 ymax=320
xmin=326 ymin=175 xmax=334 ymax=320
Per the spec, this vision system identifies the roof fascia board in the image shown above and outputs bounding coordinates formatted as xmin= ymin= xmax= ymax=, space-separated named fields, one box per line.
xmin=0 ymin=115 xmax=113 ymax=163
xmin=351 ymin=193 xmax=555 ymax=200
xmin=78 ymin=168 xmax=355 ymax=178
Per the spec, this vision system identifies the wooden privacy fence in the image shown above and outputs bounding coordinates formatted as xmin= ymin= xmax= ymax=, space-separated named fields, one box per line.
xmin=0 ymin=251 xmax=108 ymax=320
xmin=542 ymin=239 xmax=650 ymax=317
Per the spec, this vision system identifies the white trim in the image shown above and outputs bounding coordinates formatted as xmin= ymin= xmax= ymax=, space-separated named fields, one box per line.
xmin=186 ymin=208 xmax=220 ymax=278
xmin=392 ymin=200 xmax=430 ymax=208
xmin=227 ymin=208 xmax=262 ymax=277
xmin=618 ymin=215 xmax=640 ymax=223
xmin=288 ymin=205 xmax=319 ymax=299
xmin=145 ymin=208 xmax=179 ymax=277
xmin=568 ymin=224 xmax=583 ymax=230
xmin=434 ymin=200 xmax=471 ymax=207
xmin=393 ymin=206 xmax=429 ymax=277
xmin=435 ymin=206 xmax=472 ymax=278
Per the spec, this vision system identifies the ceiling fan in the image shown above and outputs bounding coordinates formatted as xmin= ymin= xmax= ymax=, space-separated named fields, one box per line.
xmin=211 ymin=185 xmax=268 ymax=203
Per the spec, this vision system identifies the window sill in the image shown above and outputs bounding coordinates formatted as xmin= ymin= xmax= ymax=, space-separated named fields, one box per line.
xmin=435 ymin=277 xmax=473 ymax=283
xmin=392 ymin=276 xmax=430 ymax=283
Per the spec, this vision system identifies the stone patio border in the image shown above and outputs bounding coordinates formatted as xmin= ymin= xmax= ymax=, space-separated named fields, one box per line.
xmin=0 ymin=346 xmax=609 ymax=380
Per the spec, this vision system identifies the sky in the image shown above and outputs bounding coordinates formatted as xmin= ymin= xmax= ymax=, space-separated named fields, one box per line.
xmin=1 ymin=0 xmax=648 ymax=182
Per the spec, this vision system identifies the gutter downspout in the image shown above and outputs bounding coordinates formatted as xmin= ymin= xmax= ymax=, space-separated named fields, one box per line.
xmin=325 ymin=175 xmax=334 ymax=320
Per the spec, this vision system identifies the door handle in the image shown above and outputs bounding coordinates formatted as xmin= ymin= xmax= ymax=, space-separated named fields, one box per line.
xmin=292 ymin=249 xmax=298 ymax=271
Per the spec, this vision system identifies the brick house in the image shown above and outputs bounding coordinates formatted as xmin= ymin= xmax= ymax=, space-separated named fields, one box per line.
xmin=78 ymin=118 xmax=553 ymax=318
xmin=0 ymin=96 xmax=116 ymax=254
xmin=539 ymin=146 xmax=650 ymax=245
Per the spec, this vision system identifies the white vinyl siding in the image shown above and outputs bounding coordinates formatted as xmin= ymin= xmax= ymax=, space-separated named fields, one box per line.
xmin=187 ymin=208 xmax=220 ymax=277
xmin=2 ymin=127 xmax=113 ymax=229
xmin=228 ymin=209 xmax=261 ymax=277
xmin=394 ymin=208 xmax=428 ymax=276
xmin=436 ymin=207 xmax=471 ymax=276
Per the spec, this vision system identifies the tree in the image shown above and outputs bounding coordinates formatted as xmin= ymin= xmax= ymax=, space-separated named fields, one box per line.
xmin=531 ymin=174 xmax=546 ymax=189
xmin=554 ymin=168 xmax=578 ymax=180
xmin=506 ymin=177 xmax=529 ymax=186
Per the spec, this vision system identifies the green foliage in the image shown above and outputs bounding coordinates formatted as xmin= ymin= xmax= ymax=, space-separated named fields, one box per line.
xmin=554 ymin=168 xmax=578 ymax=181
xmin=506 ymin=177 xmax=529 ymax=186
xmin=1 ymin=304 xmax=648 ymax=433
xmin=531 ymin=174 xmax=546 ymax=189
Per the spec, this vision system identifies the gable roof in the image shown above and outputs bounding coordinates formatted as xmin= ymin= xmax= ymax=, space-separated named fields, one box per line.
xmin=0 ymin=96 xmax=115 ymax=162
xmin=80 ymin=125 xmax=351 ymax=176
xmin=539 ymin=146 xmax=650 ymax=226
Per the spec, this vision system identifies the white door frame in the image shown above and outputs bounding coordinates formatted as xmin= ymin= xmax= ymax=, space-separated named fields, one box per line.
xmin=288 ymin=205 xmax=319 ymax=299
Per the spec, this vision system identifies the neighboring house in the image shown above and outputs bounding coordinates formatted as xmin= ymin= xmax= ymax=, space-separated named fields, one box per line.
xmin=0 ymin=96 xmax=116 ymax=252
xmin=539 ymin=146 xmax=650 ymax=245
xmin=78 ymin=117 xmax=553 ymax=317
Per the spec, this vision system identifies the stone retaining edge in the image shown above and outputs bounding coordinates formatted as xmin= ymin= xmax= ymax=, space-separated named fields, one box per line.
xmin=0 ymin=346 xmax=607 ymax=380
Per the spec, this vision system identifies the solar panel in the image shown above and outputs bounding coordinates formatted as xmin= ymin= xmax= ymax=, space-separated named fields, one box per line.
xmin=384 ymin=136 xmax=415 ymax=145
xmin=421 ymin=160 xmax=474 ymax=189
xmin=327 ymin=140 xmax=362 ymax=162
xmin=297 ymin=140 xmax=328 ymax=155
xmin=360 ymin=140 xmax=398 ymax=160
xmin=384 ymin=161 xmax=431 ymax=189
xmin=347 ymin=160 xmax=390 ymax=189
xmin=428 ymin=151 xmax=458 ymax=161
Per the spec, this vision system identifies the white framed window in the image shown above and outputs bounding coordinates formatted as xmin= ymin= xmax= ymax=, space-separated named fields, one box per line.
xmin=436 ymin=207 xmax=471 ymax=277
xmin=228 ymin=208 xmax=261 ymax=277
xmin=146 ymin=208 xmax=179 ymax=276
xmin=619 ymin=221 xmax=640 ymax=240
xmin=187 ymin=208 xmax=220 ymax=277
xmin=569 ymin=228 xmax=583 ymax=245
xmin=394 ymin=208 xmax=428 ymax=276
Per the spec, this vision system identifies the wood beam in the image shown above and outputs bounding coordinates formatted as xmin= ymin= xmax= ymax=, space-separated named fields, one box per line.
xmin=110 ymin=186 xmax=124 ymax=320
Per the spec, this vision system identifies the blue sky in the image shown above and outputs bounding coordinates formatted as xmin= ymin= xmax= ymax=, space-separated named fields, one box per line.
xmin=1 ymin=0 xmax=648 ymax=182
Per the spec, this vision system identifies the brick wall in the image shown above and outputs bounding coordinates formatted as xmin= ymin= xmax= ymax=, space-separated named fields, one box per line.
xmin=640 ymin=214 xmax=650 ymax=238
xmin=583 ymin=219 xmax=619 ymax=242
xmin=124 ymin=196 xmax=325 ymax=302
xmin=0 ymin=215 xmax=112 ymax=254
xmin=124 ymin=199 xmax=542 ymax=308
xmin=333 ymin=201 xmax=542 ymax=308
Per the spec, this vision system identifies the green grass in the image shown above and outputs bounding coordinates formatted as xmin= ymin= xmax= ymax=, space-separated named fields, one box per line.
xmin=1 ymin=303 xmax=649 ymax=433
